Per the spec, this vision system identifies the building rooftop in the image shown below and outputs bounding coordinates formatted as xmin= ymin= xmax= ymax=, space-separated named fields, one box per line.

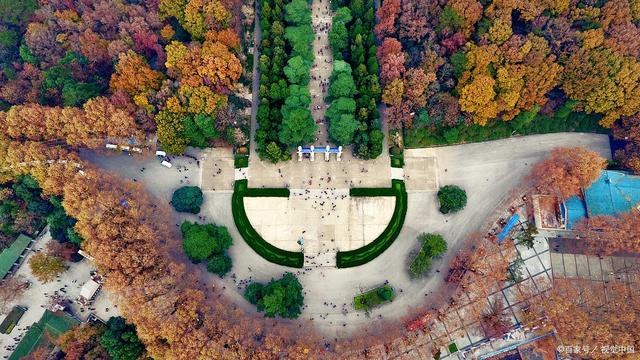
xmin=0 ymin=234 xmax=33 ymax=279
xmin=583 ymin=170 xmax=640 ymax=217
xmin=8 ymin=310 xmax=80 ymax=360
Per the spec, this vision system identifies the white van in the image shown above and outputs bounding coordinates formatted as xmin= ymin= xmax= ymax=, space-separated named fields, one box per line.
xmin=161 ymin=160 xmax=173 ymax=168
xmin=155 ymin=150 xmax=167 ymax=157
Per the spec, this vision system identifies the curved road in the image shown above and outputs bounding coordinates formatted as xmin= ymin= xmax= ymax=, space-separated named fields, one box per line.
xmin=83 ymin=133 xmax=611 ymax=339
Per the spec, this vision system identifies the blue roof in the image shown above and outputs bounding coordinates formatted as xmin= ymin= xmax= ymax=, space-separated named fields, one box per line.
xmin=584 ymin=170 xmax=640 ymax=216
xmin=498 ymin=214 xmax=519 ymax=242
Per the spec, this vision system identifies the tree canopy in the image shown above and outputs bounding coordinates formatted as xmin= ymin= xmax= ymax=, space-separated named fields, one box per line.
xmin=171 ymin=186 xmax=204 ymax=214
xmin=437 ymin=185 xmax=467 ymax=214
xmin=100 ymin=316 xmax=145 ymax=360
xmin=243 ymin=272 xmax=304 ymax=319
xmin=181 ymin=221 xmax=232 ymax=263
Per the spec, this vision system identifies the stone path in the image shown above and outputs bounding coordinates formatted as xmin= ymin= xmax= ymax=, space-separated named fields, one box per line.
xmin=309 ymin=0 xmax=333 ymax=144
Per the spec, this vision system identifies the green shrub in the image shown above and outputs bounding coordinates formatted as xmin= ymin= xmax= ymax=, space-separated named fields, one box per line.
xmin=244 ymin=282 xmax=264 ymax=304
xmin=243 ymin=272 xmax=304 ymax=319
xmin=171 ymin=186 xmax=203 ymax=213
xmin=437 ymin=185 xmax=467 ymax=214
xmin=234 ymin=154 xmax=249 ymax=168
xmin=207 ymin=253 xmax=233 ymax=277
xmin=409 ymin=233 xmax=447 ymax=277
xmin=354 ymin=284 xmax=395 ymax=311
xmin=181 ymin=221 xmax=232 ymax=263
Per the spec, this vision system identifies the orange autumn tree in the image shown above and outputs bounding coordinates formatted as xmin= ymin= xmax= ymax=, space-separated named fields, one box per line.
xmin=0 ymin=140 xmax=323 ymax=359
xmin=613 ymin=114 xmax=640 ymax=174
xmin=575 ymin=209 xmax=640 ymax=255
xmin=529 ymin=146 xmax=607 ymax=199
xmin=1 ymin=98 xmax=143 ymax=148
xmin=109 ymin=50 xmax=163 ymax=111
xmin=537 ymin=278 xmax=640 ymax=360
xmin=457 ymin=35 xmax=562 ymax=125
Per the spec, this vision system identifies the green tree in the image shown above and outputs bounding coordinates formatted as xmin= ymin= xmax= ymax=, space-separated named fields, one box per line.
xmin=285 ymin=0 xmax=311 ymax=25
xmin=377 ymin=286 xmax=394 ymax=301
xmin=265 ymin=141 xmax=283 ymax=163
xmin=0 ymin=30 xmax=18 ymax=47
xmin=329 ymin=21 xmax=349 ymax=55
xmin=437 ymin=185 xmax=467 ymax=214
xmin=100 ymin=317 xmax=145 ymax=360
xmin=328 ymin=72 xmax=356 ymax=99
xmin=244 ymin=283 xmax=264 ymax=304
xmin=283 ymin=56 xmax=310 ymax=85
xmin=207 ymin=253 xmax=232 ymax=277
xmin=182 ymin=114 xmax=219 ymax=148
xmin=279 ymin=108 xmax=317 ymax=146
xmin=181 ymin=221 xmax=232 ymax=262
xmin=409 ymin=233 xmax=448 ymax=277
xmin=19 ymin=44 xmax=37 ymax=65
xmin=329 ymin=114 xmax=359 ymax=144
xmin=46 ymin=197 xmax=76 ymax=242
xmin=284 ymin=25 xmax=314 ymax=61
xmin=326 ymin=97 xmax=356 ymax=121
xmin=334 ymin=7 xmax=352 ymax=24
xmin=450 ymin=51 xmax=467 ymax=80
xmin=62 ymin=82 xmax=102 ymax=107
xmin=171 ymin=186 xmax=203 ymax=213
xmin=244 ymin=272 xmax=304 ymax=319
xmin=0 ymin=0 xmax=37 ymax=26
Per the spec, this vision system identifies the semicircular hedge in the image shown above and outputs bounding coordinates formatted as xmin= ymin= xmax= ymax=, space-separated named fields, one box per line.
xmin=336 ymin=179 xmax=408 ymax=268
xmin=231 ymin=180 xmax=304 ymax=268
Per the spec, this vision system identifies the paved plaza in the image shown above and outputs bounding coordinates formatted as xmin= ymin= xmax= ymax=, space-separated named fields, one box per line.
xmin=248 ymin=149 xmax=391 ymax=188
xmin=244 ymin=190 xmax=395 ymax=253
xmin=403 ymin=153 xmax=439 ymax=191
xmin=84 ymin=133 xmax=613 ymax=340
xmin=201 ymin=147 xmax=235 ymax=192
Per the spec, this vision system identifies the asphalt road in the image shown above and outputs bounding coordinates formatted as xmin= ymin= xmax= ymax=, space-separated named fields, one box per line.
xmin=82 ymin=133 xmax=611 ymax=339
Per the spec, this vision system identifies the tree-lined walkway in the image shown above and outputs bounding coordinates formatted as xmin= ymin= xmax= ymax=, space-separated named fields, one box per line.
xmin=309 ymin=0 xmax=333 ymax=144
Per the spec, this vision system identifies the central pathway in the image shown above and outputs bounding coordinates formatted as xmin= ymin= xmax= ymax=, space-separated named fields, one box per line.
xmin=309 ymin=0 xmax=333 ymax=144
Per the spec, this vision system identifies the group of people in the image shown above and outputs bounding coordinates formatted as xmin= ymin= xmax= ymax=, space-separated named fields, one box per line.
xmin=308 ymin=2 xmax=333 ymax=140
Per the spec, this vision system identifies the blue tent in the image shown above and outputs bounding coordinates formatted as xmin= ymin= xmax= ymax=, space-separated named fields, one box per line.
xmin=497 ymin=214 xmax=519 ymax=242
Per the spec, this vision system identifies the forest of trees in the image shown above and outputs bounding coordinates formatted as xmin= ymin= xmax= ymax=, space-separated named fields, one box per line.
xmin=328 ymin=0 xmax=384 ymax=158
xmin=0 ymin=0 xmax=249 ymax=154
xmin=255 ymin=0 xmax=317 ymax=162
xmin=375 ymin=0 xmax=640 ymax=170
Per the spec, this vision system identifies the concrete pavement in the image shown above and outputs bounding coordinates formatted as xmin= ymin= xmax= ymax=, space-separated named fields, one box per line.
xmin=83 ymin=133 xmax=611 ymax=339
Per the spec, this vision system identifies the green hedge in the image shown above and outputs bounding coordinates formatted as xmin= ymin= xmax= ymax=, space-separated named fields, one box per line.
xmin=390 ymin=154 xmax=404 ymax=168
xmin=0 ymin=306 xmax=26 ymax=334
xmin=350 ymin=186 xmax=396 ymax=197
xmin=234 ymin=154 xmax=249 ymax=168
xmin=353 ymin=284 xmax=395 ymax=311
xmin=232 ymin=180 xmax=303 ymax=268
xmin=404 ymin=110 xmax=607 ymax=148
xmin=337 ymin=180 xmax=407 ymax=268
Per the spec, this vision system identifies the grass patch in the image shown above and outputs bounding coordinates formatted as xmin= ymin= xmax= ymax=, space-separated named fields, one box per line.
xmin=404 ymin=110 xmax=607 ymax=148
xmin=390 ymin=154 xmax=404 ymax=168
xmin=337 ymin=180 xmax=407 ymax=267
xmin=354 ymin=284 xmax=395 ymax=311
xmin=448 ymin=342 xmax=458 ymax=353
xmin=232 ymin=180 xmax=303 ymax=268
xmin=234 ymin=154 xmax=249 ymax=168
xmin=0 ymin=306 xmax=26 ymax=334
